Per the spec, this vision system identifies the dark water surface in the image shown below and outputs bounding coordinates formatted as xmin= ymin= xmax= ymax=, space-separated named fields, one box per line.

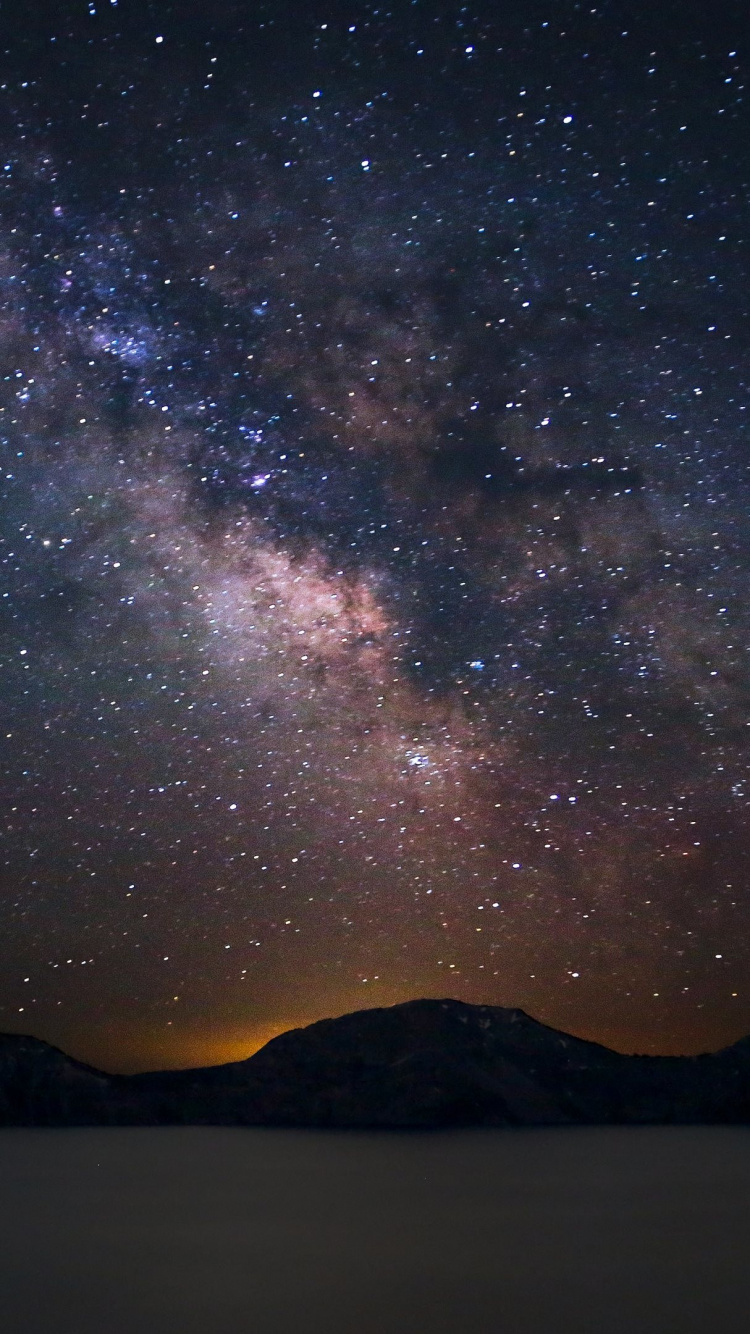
xmin=0 ymin=1127 xmax=748 ymax=1333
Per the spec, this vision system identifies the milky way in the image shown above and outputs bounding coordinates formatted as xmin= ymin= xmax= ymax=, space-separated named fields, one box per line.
xmin=1 ymin=0 xmax=749 ymax=1070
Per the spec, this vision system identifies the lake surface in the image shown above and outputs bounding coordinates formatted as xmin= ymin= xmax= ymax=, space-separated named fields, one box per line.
xmin=0 ymin=1127 xmax=748 ymax=1333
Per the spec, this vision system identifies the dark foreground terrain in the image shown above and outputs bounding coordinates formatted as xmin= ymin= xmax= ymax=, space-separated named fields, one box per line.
xmin=2 ymin=1000 xmax=750 ymax=1127
xmin=0 ymin=1127 xmax=749 ymax=1334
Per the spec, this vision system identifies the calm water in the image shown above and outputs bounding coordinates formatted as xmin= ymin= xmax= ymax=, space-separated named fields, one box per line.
xmin=0 ymin=1127 xmax=748 ymax=1333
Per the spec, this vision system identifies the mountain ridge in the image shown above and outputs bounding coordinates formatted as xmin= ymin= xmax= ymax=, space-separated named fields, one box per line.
xmin=2 ymin=999 xmax=750 ymax=1127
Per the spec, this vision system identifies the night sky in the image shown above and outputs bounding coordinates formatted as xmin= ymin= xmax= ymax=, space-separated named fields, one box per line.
xmin=2 ymin=0 xmax=749 ymax=1073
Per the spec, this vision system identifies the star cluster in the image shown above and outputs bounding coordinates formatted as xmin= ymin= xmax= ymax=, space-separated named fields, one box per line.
xmin=1 ymin=0 xmax=749 ymax=1070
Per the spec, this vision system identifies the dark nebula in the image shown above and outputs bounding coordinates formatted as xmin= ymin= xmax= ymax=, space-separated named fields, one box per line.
xmin=1 ymin=0 xmax=749 ymax=1071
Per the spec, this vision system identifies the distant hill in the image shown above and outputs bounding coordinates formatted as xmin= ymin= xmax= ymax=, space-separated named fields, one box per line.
xmin=0 ymin=1032 xmax=141 ymax=1126
xmin=2 ymin=1000 xmax=750 ymax=1127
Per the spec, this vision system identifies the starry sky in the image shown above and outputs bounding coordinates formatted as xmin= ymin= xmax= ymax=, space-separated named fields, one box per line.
xmin=1 ymin=0 xmax=749 ymax=1073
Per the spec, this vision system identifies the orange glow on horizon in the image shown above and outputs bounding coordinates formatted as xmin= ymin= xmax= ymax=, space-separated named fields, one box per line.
xmin=62 ymin=1020 xmax=309 ymax=1076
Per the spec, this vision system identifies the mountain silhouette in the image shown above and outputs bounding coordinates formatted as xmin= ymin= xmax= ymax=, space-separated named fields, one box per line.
xmin=2 ymin=1000 xmax=750 ymax=1127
